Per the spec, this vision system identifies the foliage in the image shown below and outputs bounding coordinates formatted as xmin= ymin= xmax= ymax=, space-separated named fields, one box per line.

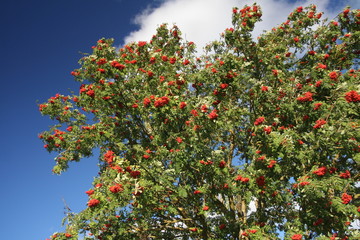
xmin=40 ymin=4 xmax=360 ymax=240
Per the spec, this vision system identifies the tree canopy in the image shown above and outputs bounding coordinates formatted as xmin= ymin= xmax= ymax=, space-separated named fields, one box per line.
xmin=40 ymin=3 xmax=360 ymax=240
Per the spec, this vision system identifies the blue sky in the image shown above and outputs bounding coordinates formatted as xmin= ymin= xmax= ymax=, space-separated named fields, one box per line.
xmin=1 ymin=0 xmax=358 ymax=239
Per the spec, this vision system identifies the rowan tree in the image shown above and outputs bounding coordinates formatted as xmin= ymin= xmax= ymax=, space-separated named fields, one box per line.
xmin=39 ymin=4 xmax=360 ymax=240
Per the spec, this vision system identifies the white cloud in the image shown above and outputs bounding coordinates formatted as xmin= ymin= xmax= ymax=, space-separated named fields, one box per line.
xmin=124 ymin=0 xmax=237 ymax=49
xmin=247 ymin=197 xmax=256 ymax=216
xmin=123 ymin=0 xmax=356 ymax=52
xmin=343 ymin=0 xmax=360 ymax=9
